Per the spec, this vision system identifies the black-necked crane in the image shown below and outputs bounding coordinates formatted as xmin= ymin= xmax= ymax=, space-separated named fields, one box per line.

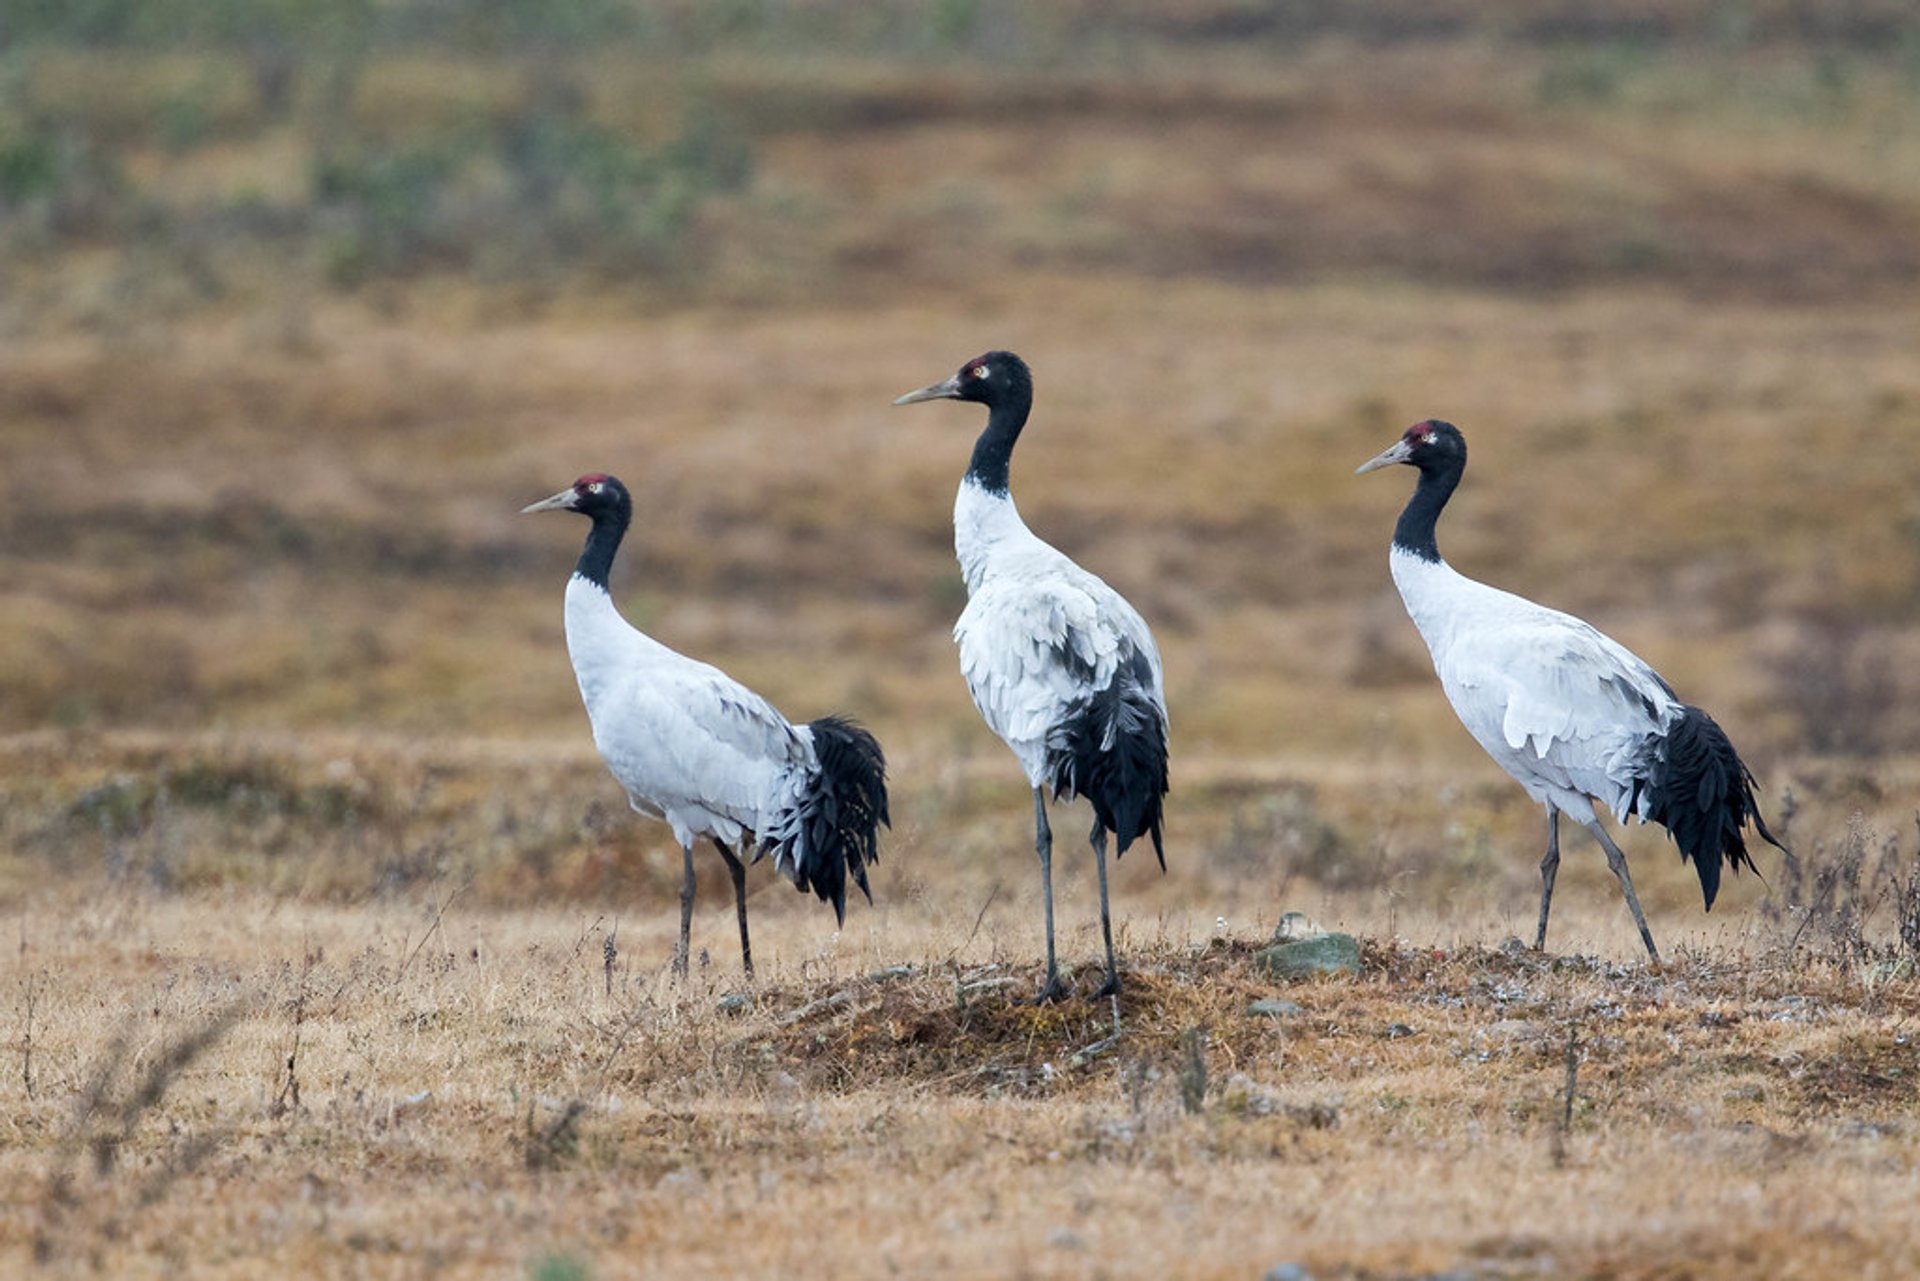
xmin=895 ymin=351 xmax=1169 ymax=1000
xmin=1356 ymin=420 xmax=1784 ymax=961
xmin=524 ymin=473 xmax=888 ymax=978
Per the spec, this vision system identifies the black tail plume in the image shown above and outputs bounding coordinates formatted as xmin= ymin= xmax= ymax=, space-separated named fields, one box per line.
xmin=783 ymin=715 xmax=890 ymax=925
xmin=1045 ymin=653 xmax=1170 ymax=868
xmin=1638 ymin=704 xmax=1786 ymax=910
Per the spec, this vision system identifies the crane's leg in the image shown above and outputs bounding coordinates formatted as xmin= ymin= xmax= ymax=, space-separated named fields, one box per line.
xmin=1589 ymin=822 xmax=1662 ymax=963
xmin=1033 ymin=787 xmax=1068 ymax=1003
xmin=673 ymin=840 xmax=696 ymax=978
xmin=1535 ymin=806 xmax=1562 ymax=951
xmin=712 ymin=837 xmax=753 ymax=979
xmin=1089 ymin=820 xmax=1121 ymax=999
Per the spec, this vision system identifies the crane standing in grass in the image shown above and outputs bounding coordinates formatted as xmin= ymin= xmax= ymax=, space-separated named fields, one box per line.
xmin=896 ymin=351 xmax=1169 ymax=1000
xmin=524 ymin=473 xmax=888 ymax=978
xmin=1356 ymin=420 xmax=1784 ymax=961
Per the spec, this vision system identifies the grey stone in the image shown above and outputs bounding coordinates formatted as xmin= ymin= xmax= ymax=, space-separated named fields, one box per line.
xmin=1263 ymin=1265 xmax=1313 ymax=1281
xmin=1253 ymin=933 xmax=1361 ymax=979
xmin=1246 ymin=999 xmax=1306 ymax=1019
xmin=716 ymin=993 xmax=751 ymax=1015
xmin=1273 ymin=911 xmax=1317 ymax=940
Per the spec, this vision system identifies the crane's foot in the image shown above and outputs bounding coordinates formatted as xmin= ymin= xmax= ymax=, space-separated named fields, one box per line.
xmin=1036 ymin=973 xmax=1073 ymax=1004
xmin=1092 ymin=973 xmax=1122 ymax=1000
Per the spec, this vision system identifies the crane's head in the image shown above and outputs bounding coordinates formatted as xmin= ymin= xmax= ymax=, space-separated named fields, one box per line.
xmin=1355 ymin=420 xmax=1466 ymax=477
xmin=521 ymin=473 xmax=630 ymax=517
xmin=893 ymin=350 xmax=1032 ymax=410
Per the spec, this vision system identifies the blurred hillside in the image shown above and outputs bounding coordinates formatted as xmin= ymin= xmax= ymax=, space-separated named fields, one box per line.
xmin=3 ymin=1 xmax=1920 ymax=930
xmin=5 ymin=1 xmax=1920 ymax=317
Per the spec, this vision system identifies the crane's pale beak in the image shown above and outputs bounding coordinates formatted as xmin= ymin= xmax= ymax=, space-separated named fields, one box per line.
xmin=892 ymin=374 xmax=964 ymax=405
xmin=521 ymin=488 xmax=579 ymax=513
xmin=1355 ymin=439 xmax=1414 ymax=475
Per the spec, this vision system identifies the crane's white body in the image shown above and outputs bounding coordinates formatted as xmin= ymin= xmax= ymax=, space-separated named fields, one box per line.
xmin=952 ymin=479 xmax=1168 ymax=785
xmin=564 ymin=574 xmax=813 ymax=877
xmin=1388 ymin=545 xmax=1681 ymax=827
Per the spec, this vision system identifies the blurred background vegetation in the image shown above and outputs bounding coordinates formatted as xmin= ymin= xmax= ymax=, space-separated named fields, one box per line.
xmin=5 ymin=0 xmax=1920 ymax=319
xmin=3 ymin=0 xmax=1919 ymax=951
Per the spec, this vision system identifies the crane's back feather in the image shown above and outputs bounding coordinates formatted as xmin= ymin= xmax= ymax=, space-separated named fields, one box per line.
xmin=769 ymin=715 xmax=889 ymax=923
xmin=954 ymin=479 xmax=1170 ymax=849
xmin=1633 ymin=704 xmax=1783 ymax=909
xmin=1045 ymin=648 xmax=1169 ymax=863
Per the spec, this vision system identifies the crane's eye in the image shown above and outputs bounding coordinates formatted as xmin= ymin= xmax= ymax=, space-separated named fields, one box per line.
xmin=971 ymin=365 xmax=988 ymax=380
xmin=587 ymin=481 xmax=604 ymax=493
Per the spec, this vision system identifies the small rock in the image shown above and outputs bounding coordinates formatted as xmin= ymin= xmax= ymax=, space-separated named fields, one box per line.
xmin=1273 ymin=911 xmax=1318 ymax=941
xmin=1047 ymin=1228 xmax=1088 ymax=1251
xmin=1263 ymin=1264 xmax=1313 ymax=1281
xmin=869 ymin=964 xmax=915 ymax=983
xmin=1246 ymin=999 xmax=1306 ymax=1019
xmin=1219 ymin=1073 xmax=1294 ymax=1118
xmin=716 ymin=993 xmax=751 ymax=1015
xmin=1384 ymin=1022 xmax=1414 ymax=1039
xmin=1254 ymin=933 xmax=1361 ymax=979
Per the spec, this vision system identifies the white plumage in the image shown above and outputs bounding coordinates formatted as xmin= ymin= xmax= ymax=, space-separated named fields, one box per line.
xmin=562 ymin=572 xmax=816 ymax=866
xmin=526 ymin=473 xmax=888 ymax=977
xmin=898 ymin=350 xmax=1169 ymax=1001
xmin=1360 ymin=420 xmax=1782 ymax=961
xmin=953 ymin=484 xmax=1167 ymax=792
xmin=1389 ymin=545 xmax=1680 ymax=828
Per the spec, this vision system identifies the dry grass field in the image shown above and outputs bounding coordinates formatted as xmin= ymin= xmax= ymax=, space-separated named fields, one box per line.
xmin=7 ymin=888 xmax=1920 ymax=1278
xmin=6 ymin=5 xmax=1920 ymax=1276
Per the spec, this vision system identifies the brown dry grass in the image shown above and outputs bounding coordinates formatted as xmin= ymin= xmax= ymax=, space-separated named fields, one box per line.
xmin=6 ymin=12 xmax=1920 ymax=1277
xmin=4 ymin=886 xmax=1920 ymax=1279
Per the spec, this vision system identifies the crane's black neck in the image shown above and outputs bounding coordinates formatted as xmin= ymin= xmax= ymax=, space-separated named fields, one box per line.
xmin=574 ymin=504 xmax=629 ymax=590
xmin=965 ymin=386 xmax=1031 ymax=498
xmin=1393 ymin=465 xmax=1459 ymax=564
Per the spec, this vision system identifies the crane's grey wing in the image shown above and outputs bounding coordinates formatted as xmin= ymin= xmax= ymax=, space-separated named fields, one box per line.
xmin=1435 ymin=613 xmax=1677 ymax=811
xmin=955 ymin=570 xmax=1166 ymax=751
xmin=591 ymin=659 xmax=809 ymax=831
xmin=1439 ymin=617 xmax=1670 ymax=753
xmin=1095 ymin=580 xmax=1166 ymax=708
xmin=1495 ymin=619 xmax=1672 ymax=754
